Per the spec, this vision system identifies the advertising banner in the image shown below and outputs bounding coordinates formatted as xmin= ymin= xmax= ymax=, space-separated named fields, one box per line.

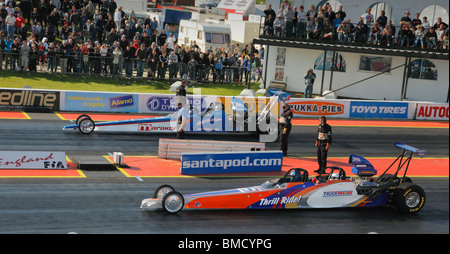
xmin=0 ymin=88 xmax=60 ymax=111
xmin=64 ymin=91 xmax=138 ymax=112
xmin=415 ymin=103 xmax=449 ymax=120
xmin=287 ymin=99 xmax=349 ymax=118
xmin=349 ymin=101 xmax=409 ymax=119
xmin=139 ymin=94 xmax=217 ymax=114
xmin=217 ymin=0 xmax=255 ymax=15
xmin=181 ymin=151 xmax=283 ymax=175
xmin=0 ymin=151 xmax=67 ymax=169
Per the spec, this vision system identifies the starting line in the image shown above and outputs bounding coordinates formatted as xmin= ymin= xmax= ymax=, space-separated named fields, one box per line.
xmin=112 ymin=156 xmax=449 ymax=178
xmin=0 ymin=155 xmax=449 ymax=179
xmin=0 ymin=157 xmax=85 ymax=178
xmin=0 ymin=155 xmax=447 ymax=178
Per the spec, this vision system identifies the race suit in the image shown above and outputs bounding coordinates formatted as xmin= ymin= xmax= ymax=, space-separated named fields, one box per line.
xmin=279 ymin=107 xmax=293 ymax=156
xmin=316 ymin=123 xmax=332 ymax=172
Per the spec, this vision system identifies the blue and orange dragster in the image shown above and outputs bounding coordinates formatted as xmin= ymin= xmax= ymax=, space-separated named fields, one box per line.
xmin=141 ymin=143 xmax=426 ymax=214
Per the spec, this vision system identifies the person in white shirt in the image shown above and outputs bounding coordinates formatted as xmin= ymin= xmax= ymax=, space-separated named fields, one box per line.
xmin=5 ymin=12 xmax=15 ymax=39
xmin=422 ymin=16 xmax=430 ymax=33
xmin=176 ymin=102 xmax=189 ymax=139
xmin=274 ymin=15 xmax=285 ymax=36
xmin=166 ymin=33 xmax=176 ymax=52
xmin=114 ymin=6 xmax=123 ymax=30
xmin=297 ymin=5 xmax=307 ymax=38
xmin=360 ymin=8 xmax=374 ymax=27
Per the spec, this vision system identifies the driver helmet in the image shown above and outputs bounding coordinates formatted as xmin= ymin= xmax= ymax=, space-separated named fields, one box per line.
xmin=330 ymin=172 xmax=340 ymax=180
xmin=290 ymin=170 xmax=302 ymax=182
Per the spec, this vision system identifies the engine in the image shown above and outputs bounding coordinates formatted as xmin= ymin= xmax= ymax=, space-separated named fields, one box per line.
xmin=349 ymin=154 xmax=378 ymax=195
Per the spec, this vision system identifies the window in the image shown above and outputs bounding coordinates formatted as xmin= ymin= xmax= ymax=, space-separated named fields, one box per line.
xmin=314 ymin=51 xmax=346 ymax=72
xmin=225 ymin=34 xmax=230 ymax=44
xmin=409 ymin=59 xmax=438 ymax=80
xmin=316 ymin=0 xmax=343 ymax=12
xmin=359 ymin=55 xmax=391 ymax=73
xmin=420 ymin=5 xmax=449 ymax=27
xmin=205 ymin=33 xmax=211 ymax=43
xmin=211 ymin=33 xmax=224 ymax=44
xmin=197 ymin=31 xmax=202 ymax=40
xmin=368 ymin=2 xmax=394 ymax=24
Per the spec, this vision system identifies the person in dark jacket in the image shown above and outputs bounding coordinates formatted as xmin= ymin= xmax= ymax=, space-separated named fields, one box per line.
xmin=315 ymin=116 xmax=332 ymax=174
xmin=175 ymin=80 xmax=187 ymax=106
xmin=279 ymin=103 xmax=293 ymax=156
xmin=123 ymin=44 xmax=135 ymax=77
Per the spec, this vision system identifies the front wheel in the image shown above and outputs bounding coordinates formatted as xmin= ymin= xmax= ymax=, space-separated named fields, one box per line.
xmin=392 ymin=183 xmax=426 ymax=214
xmin=162 ymin=191 xmax=184 ymax=214
xmin=78 ymin=117 xmax=95 ymax=135
xmin=154 ymin=185 xmax=175 ymax=198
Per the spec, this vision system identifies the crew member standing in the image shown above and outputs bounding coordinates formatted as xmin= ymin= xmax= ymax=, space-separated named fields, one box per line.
xmin=315 ymin=116 xmax=332 ymax=173
xmin=175 ymin=80 xmax=187 ymax=106
xmin=176 ymin=102 xmax=188 ymax=139
xmin=279 ymin=103 xmax=293 ymax=156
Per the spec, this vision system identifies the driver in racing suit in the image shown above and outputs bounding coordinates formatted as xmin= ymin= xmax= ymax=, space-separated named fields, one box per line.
xmin=279 ymin=103 xmax=293 ymax=156
xmin=315 ymin=116 xmax=332 ymax=174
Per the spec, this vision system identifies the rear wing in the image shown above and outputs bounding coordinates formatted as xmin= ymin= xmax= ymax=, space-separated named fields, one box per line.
xmin=377 ymin=142 xmax=427 ymax=183
xmin=394 ymin=142 xmax=427 ymax=158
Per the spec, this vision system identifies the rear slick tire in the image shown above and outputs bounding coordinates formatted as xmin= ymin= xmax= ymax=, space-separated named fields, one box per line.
xmin=392 ymin=183 xmax=426 ymax=214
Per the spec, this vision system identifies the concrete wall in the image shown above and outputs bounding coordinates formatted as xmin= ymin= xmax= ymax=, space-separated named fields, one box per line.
xmin=263 ymin=45 xmax=449 ymax=102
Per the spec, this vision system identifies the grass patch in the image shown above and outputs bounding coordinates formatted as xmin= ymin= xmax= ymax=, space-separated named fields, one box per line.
xmin=0 ymin=70 xmax=261 ymax=96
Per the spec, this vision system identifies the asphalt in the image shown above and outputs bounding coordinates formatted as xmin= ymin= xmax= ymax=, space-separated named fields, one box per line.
xmin=0 ymin=112 xmax=448 ymax=237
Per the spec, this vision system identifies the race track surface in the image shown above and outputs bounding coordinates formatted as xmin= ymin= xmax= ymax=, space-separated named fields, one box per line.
xmin=0 ymin=112 xmax=448 ymax=236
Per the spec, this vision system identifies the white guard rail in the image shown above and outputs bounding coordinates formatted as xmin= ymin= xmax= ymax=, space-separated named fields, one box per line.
xmin=158 ymin=139 xmax=266 ymax=160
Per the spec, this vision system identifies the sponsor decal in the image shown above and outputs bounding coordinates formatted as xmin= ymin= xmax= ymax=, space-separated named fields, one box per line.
xmin=288 ymin=101 xmax=344 ymax=116
xmin=323 ymin=190 xmax=353 ymax=197
xmin=349 ymin=101 xmax=408 ymax=119
xmin=0 ymin=151 xmax=67 ymax=169
xmin=110 ymin=95 xmax=134 ymax=109
xmin=415 ymin=103 xmax=449 ymax=120
xmin=182 ymin=156 xmax=281 ymax=170
xmin=65 ymin=92 xmax=138 ymax=112
xmin=144 ymin=95 xmax=206 ymax=113
xmin=181 ymin=151 xmax=283 ymax=174
xmin=259 ymin=196 xmax=301 ymax=206
xmin=0 ymin=89 xmax=60 ymax=110
xmin=138 ymin=123 xmax=176 ymax=132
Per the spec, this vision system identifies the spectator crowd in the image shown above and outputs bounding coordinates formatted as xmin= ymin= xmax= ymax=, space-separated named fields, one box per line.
xmin=1 ymin=0 xmax=447 ymax=82
xmin=0 ymin=0 xmax=264 ymax=83
xmin=263 ymin=2 xmax=449 ymax=50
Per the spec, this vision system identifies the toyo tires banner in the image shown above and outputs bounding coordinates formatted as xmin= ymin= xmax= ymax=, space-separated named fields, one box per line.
xmin=349 ymin=101 xmax=410 ymax=119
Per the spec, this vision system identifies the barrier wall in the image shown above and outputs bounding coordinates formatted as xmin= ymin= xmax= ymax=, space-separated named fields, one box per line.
xmin=1 ymin=88 xmax=448 ymax=121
